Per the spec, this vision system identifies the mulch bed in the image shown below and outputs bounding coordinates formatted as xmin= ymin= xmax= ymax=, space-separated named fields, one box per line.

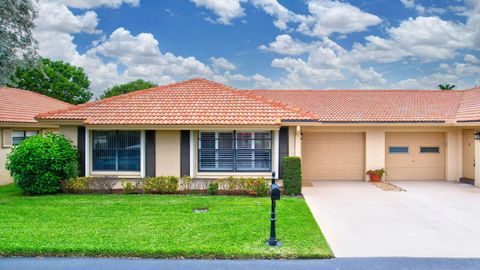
xmin=371 ymin=181 xmax=406 ymax=192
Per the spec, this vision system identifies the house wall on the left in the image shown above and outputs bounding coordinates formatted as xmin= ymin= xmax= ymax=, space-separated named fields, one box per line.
xmin=0 ymin=128 xmax=10 ymax=185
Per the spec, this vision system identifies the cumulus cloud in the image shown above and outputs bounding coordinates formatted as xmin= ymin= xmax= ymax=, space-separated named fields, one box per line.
xmin=465 ymin=54 xmax=480 ymax=64
xmin=191 ymin=0 xmax=246 ymax=24
xmin=259 ymin=34 xmax=314 ymax=55
xmin=298 ymin=0 xmax=381 ymax=37
xmin=210 ymin=57 xmax=236 ymax=71
xmin=47 ymin=0 xmax=139 ymax=9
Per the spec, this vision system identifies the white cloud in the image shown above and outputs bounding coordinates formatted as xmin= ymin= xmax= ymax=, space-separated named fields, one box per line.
xmin=465 ymin=54 xmax=480 ymax=64
xmin=250 ymin=0 xmax=300 ymax=30
xmin=192 ymin=0 xmax=381 ymax=38
xmin=35 ymin=2 xmax=99 ymax=34
xmin=349 ymin=16 xmax=475 ymax=63
xmin=350 ymin=67 xmax=386 ymax=88
xmin=400 ymin=0 xmax=415 ymax=8
xmin=191 ymin=0 xmax=246 ymax=24
xmin=259 ymin=34 xmax=314 ymax=55
xmin=48 ymin=0 xmax=139 ymax=9
xmin=210 ymin=57 xmax=236 ymax=71
xmin=299 ymin=0 xmax=382 ymax=37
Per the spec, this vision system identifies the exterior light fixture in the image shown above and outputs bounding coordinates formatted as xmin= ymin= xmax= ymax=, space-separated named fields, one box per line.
xmin=475 ymin=131 xmax=480 ymax=140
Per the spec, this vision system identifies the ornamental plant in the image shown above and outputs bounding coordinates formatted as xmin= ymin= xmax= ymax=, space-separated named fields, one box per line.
xmin=6 ymin=133 xmax=79 ymax=195
xmin=283 ymin=156 xmax=302 ymax=195
xmin=244 ymin=177 xmax=268 ymax=197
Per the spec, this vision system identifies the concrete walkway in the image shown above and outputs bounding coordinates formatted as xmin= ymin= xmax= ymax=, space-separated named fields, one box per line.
xmin=303 ymin=181 xmax=480 ymax=258
xmin=1 ymin=257 xmax=480 ymax=270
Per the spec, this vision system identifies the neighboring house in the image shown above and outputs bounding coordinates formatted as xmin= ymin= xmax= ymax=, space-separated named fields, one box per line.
xmin=34 ymin=78 xmax=480 ymax=186
xmin=0 ymin=87 xmax=73 ymax=185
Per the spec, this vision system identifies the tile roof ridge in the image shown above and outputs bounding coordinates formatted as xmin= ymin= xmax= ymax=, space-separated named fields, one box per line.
xmin=239 ymin=90 xmax=319 ymax=120
xmin=248 ymin=89 xmax=449 ymax=92
xmin=35 ymin=78 xmax=201 ymax=120
xmin=0 ymin=86 xmax=73 ymax=106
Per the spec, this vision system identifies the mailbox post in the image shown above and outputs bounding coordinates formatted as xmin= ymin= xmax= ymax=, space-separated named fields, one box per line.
xmin=268 ymin=173 xmax=281 ymax=246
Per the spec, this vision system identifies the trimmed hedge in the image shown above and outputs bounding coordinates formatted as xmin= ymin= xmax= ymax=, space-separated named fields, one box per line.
xmin=282 ymin=156 xmax=302 ymax=195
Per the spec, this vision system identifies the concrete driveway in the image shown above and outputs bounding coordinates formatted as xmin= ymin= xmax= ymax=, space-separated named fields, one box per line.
xmin=303 ymin=181 xmax=480 ymax=258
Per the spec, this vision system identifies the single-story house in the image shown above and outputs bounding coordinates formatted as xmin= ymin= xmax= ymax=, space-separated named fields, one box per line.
xmin=0 ymin=87 xmax=73 ymax=185
xmin=33 ymin=78 xmax=480 ymax=186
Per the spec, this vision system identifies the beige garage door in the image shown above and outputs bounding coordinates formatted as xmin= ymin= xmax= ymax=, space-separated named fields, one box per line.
xmin=302 ymin=132 xmax=365 ymax=181
xmin=385 ymin=132 xmax=445 ymax=181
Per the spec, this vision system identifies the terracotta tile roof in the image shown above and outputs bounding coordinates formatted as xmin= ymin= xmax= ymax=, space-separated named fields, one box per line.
xmin=36 ymin=79 xmax=314 ymax=125
xmin=248 ymin=89 xmax=469 ymax=123
xmin=455 ymin=87 xmax=480 ymax=122
xmin=0 ymin=87 xmax=73 ymax=124
xmin=34 ymin=78 xmax=480 ymax=125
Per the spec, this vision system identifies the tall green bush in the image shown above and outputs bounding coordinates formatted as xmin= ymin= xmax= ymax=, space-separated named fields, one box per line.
xmin=282 ymin=156 xmax=302 ymax=195
xmin=6 ymin=133 xmax=79 ymax=195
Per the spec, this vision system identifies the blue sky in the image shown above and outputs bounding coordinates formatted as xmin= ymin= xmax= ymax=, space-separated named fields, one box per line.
xmin=34 ymin=0 xmax=480 ymax=95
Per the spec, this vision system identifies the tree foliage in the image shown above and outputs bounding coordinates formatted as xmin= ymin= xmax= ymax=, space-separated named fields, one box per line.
xmin=9 ymin=58 xmax=93 ymax=104
xmin=100 ymin=79 xmax=157 ymax=99
xmin=438 ymin=84 xmax=455 ymax=90
xmin=6 ymin=133 xmax=79 ymax=195
xmin=0 ymin=0 xmax=38 ymax=85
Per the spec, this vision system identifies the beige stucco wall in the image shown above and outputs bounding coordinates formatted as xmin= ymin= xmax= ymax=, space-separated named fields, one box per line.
xmin=156 ymin=130 xmax=181 ymax=177
xmin=475 ymin=138 xmax=480 ymax=187
xmin=0 ymin=128 xmax=11 ymax=185
xmin=292 ymin=125 xmax=466 ymax=182
xmin=365 ymin=129 xmax=386 ymax=180
xmin=59 ymin=125 xmax=78 ymax=146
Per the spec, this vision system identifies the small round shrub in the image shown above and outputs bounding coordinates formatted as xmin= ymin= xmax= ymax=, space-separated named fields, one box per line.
xmin=207 ymin=181 xmax=219 ymax=195
xmin=244 ymin=177 xmax=269 ymax=197
xmin=6 ymin=133 xmax=79 ymax=195
xmin=122 ymin=181 xmax=137 ymax=194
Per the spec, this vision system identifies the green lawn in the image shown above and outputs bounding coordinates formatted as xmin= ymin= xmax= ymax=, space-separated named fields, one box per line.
xmin=0 ymin=184 xmax=332 ymax=259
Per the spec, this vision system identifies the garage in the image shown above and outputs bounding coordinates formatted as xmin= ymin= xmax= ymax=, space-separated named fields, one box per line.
xmin=302 ymin=132 xmax=365 ymax=181
xmin=385 ymin=132 xmax=445 ymax=181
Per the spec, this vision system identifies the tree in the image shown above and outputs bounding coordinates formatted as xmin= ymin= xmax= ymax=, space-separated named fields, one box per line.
xmin=0 ymin=0 xmax=38 ymax=85
xmin=438 ymin=84 xmax=455 ymax=90
xmin=100 ymin=79 xmax=157 ymax=99
xmin=8 ymin=58 xmax=93 ymax=104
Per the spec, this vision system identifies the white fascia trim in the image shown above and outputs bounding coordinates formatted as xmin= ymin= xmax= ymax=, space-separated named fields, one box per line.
xmin=85 ymin=127 xmax=90 ymax=177
xmin=140 ymin=130 xmax=146 ymax=178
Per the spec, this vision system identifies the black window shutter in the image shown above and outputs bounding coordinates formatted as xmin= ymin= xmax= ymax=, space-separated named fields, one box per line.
xmin=278 ymin=127 xmax=289 ymax=179
xmin=180 ymin=130 xmax=190 ymax=177
xmin=145 ymin=130 xmax=156 ymax=177
xmin=77 ymin=126 xmax=86 ymax=177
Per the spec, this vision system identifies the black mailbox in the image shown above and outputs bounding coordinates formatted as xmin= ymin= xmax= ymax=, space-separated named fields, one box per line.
xmin=271 ymin=183 xmax=281 ymax=200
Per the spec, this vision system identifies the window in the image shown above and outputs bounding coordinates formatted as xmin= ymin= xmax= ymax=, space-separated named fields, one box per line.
xmin=389 ymin=146 xmax=409 ymax=154
xmin=12 ymin=130 xmax=38 ymax=145
xmin=92 ymin=130 xmax=141 ymax=171
xmin=198 ymin=131 xmax=272 ymax=172
xmin=420 ymin=146 xmax=440 ymax=153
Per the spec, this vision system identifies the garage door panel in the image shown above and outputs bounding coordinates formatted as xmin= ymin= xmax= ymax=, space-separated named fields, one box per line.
xmin=386 ymin=132 xmax=445 ymax=181
xmin=302 ymin=132 xmax=364 ymax=181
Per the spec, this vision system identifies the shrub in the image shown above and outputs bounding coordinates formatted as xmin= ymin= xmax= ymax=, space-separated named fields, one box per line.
xmin=122 ymin=181 xmax=137 ymax=194
xmin=63 ymin=177 xmax=90 ymax=193
xmin=207 ymin=181 xmax=219 ymax=195
xmin=244 ymin=177 xmax=269 ymax=197
xmin=283 ymin=156 xmax=302 ymax=195
xmin=179 ymin=176 xmax=192 ymax=191
xmin=6 ymin=133 xmax=79 ymax=195
xmin=142 ymin=176 xmax=179 ymax=194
